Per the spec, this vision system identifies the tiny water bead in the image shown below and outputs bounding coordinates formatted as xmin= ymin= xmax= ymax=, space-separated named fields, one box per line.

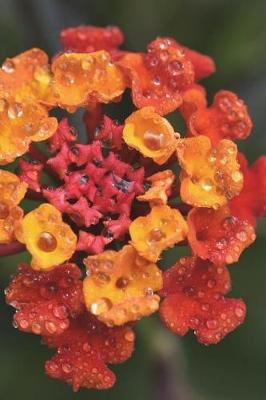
xmin=116 ymin=276 xmax=129 ymax=289
xmin=37 ymin=232 xmax=57 ymax=252
xmin=7 ymin=103 xmax=23 ymax=119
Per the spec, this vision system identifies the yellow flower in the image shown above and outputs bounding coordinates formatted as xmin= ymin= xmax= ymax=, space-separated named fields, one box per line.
xmin=129 ymin=205 xmax=188 ymax=262
xmin=123 ymin=107 xmax=179 ymax=164
xmin=83 ymin=245 xmax=162 ymax=326
xmin=176 ymin=135 xmax=243 ymax=208
xmin=15 ymin=204 xmax=77 ymax=270
xmin=0 ymin=170 xmax=27 ymax=244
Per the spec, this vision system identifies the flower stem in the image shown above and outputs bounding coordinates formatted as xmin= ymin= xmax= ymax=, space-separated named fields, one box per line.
xmin=0 ymin=241 xmax=26 ymax=257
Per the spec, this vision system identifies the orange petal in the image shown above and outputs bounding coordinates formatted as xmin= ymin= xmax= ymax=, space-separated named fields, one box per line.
xmin=0 ymin=48 xmax=52 ymax=103
xmin=15 ymin=204 xmax=77 ymax=270
xmin=0 ymin=99 xmax=57 ymax=165
xmin=0 ymin=206 xmax=24 ymax=244
xmin=190 ymin=91 xmax=253 ymax=145
xmin=123 ymin=107 xmax=179 ymax=165
xmin=83 ymin=244 xmax=162 ymax=326
xmin=118 ymin=38 xmax=195 ymax=115
xmin=50 ymin=51 xmax=126 ymax=108
xmin=137 ymin=170 xmax=175 ymax=205
xmin=187 ymin=206 xmax=256 ymax=264
xmin=129 ymin=205 xmax=188 ymax=262
xmin=176 ymin=135 xmax=243 ymax=208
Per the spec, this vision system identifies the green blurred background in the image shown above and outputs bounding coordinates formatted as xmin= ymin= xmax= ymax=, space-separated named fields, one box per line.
xmin=0 ymin=0 xmax=266 ymax=399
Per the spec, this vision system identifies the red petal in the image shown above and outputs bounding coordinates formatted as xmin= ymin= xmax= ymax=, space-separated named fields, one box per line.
xmin=118 ymin=37 xmax=195 ymax=115
xmin=44 ymin=313 xmax=135 ymax=391
xmin=230 ymin=155 xmax=266 ymax=225
xmin=6 ymin=263 xmax=83 ymax=335
xmin=159 ymin=257 xmax=246 ymax=344
xmin=60 ymin=25 xmax=124 ymax=57
xmin=182 ymin=46 xmax=216 ymax=81
xmin=187 ymin=206 xmax=256 ymax=264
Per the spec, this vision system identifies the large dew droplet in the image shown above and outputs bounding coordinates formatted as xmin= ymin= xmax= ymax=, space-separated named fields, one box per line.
xmin=90 ymin=297 xmax=112 ymax=315
xmin=37 ymin=232 xmax=57 ymax=252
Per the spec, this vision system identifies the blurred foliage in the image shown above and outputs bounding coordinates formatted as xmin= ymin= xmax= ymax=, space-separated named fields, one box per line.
xmin=0 ymin=0 xmax=266 ymax=399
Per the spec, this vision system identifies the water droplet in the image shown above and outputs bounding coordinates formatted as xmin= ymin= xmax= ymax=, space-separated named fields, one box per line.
xmin=45 ymin=320 xmax=57 ymax=334
xmin=231 ymin=171 xmax=243 ymax=183
xmin=234 ymin=307 xmax=244 ymax=318
xmin=81 ymin=57 xmax=94 ymax=70
xmin=143 ymin=130 xmax=166 ymax=150
xmin=53 ymin=305 xmax=68 ymax=319
xmin=201 ymin=178 xmax=213 ymax=192
xmin=206 ymin=319 xmax=218 ymax=330
xmin=62 ymin=363 xmax=72 ymax=374
xmin=124 ymin=330 xmax=135 ymax=342
xmin=82 ymin=342 xmax=91 ymax=352
xmin=2 ymin=59 xmax=15 ymax=73
xmin=207 ymin=279 xmax=216 ymax=289
xmin=37 ymin=232 xmax=57 ymax=252
xmin=116 ymin=276 xmax=129 ymax=289
xmin=144 ymin=287 xmax=154 ymax=296
xmin=152 ymin=76 xmax=161 ymax=86
xmin=218 ymin=96 xmax=232 ymax=113
xmin=32 ymin=322 xmax=41 ymax=334
xmin=19 ymin=319 xmax=29 ymax=329
xmin=168 ymin=60 xmax=183 ymax=75
xmin=201 ymin=303 xmax=210 ymax=311
xmin=8 ymin=103 xmax=23 ymax=119
xmin=90 ymin=298 xmax=112 ymax=315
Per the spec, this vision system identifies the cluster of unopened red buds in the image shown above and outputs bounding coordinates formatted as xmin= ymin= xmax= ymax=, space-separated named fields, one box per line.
xmin=0 ymin=25 xmax=265 ymax=391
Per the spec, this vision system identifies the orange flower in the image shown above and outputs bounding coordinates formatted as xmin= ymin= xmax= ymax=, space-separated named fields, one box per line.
xmin=15 ymin=204 xmax=77 ymax=270
xmin=0 ymin=98 xmax=57 ymax=164
xmin=50 ymin=51 xmax=126 ymax=109
xmin=184 ymin=90 xmax=252 ymax=145
xmin=123 ymin=107 xmax=179 ymax=164
xmin=83 ymin=245 xmax=162 ymax=326
xmin=187 ymin=206 xmax=256 ymax=264
xmin=137 ymin=170 xmax=175 ymax=205
xmin=0 ymin=48 xmax=52 ymax=103
xmin=129 ymin=205 xmax=188 ymax=262
xmin=118 ymin=38 xmax=195 ymax=115
xmin=0 ymin=170 xmax=27 ymax=243
xmin=176 ymin=135 xmax=243 ymax=208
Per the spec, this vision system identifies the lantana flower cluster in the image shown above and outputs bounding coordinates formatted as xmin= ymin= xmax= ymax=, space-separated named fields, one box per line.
xmin=1 ymin=25 xmax=265 ymax=391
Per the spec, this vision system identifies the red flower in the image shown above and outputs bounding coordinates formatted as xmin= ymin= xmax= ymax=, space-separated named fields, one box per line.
xmin=187 ymin=206 xmax=256 ymax=264
xmin=181 ymin=89 xmax=252 ymax=145
xmin=44 ymin=312 xmax=135 ymax=391
xmin=6 ymin=263 xmax=83 ymax=336
xmin=60 ymin=25 xmax=124 ymax=59
xmin=230 ymin=154 xmax=266 ymax=226
xmin=118 ymin=37 xmax=195 ymax=115
xmin=160 ymin=257 xmax=246 ymax=344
